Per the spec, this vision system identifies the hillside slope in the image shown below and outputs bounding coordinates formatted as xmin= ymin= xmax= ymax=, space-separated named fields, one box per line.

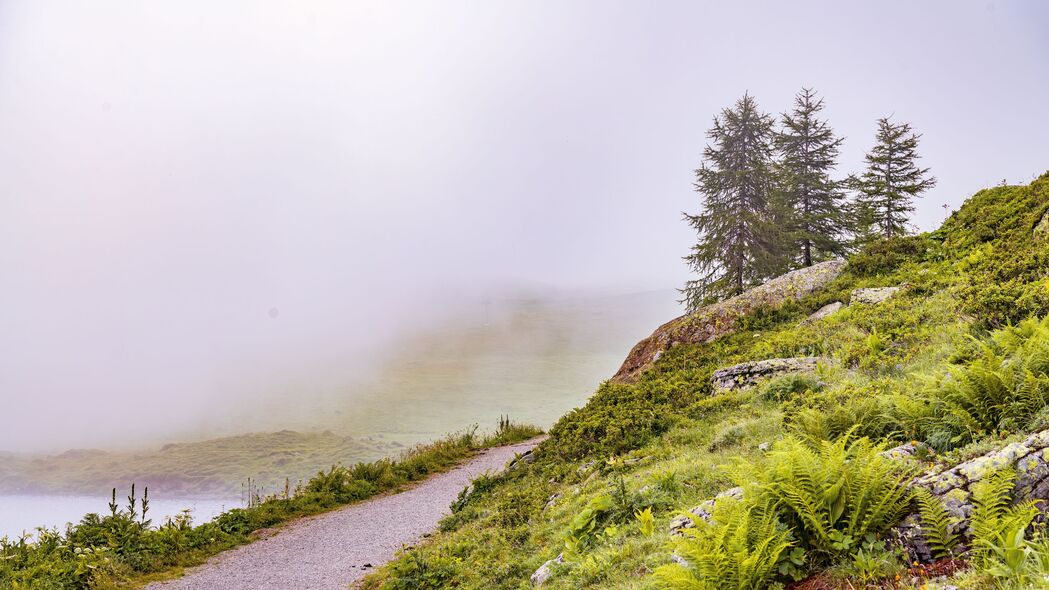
xmin=362 ymin=173 xmax=1049 ymax=590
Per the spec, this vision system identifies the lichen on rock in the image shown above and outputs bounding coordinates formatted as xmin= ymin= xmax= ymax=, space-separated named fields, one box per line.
xmin=895 ymin=429 xmax=1049 ymax=562
xmin=1036 ymin=209 xmax=1049 ymax=239
xmin=612 ymin=260 xmax=846 ymax=383
xmin=529 ymin=553 xmax=563 ymax=586
xmin=803 ymin=301 xmax=844 ymax=324
xmin=851 ymin=286 xmax=903 ymax=305
xmin=668 ymin=487 xmax=744 ymax=534
xmin=710 ymin=357 xmax=828 ymax=392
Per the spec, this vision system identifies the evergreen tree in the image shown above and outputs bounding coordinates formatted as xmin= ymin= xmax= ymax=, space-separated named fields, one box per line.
xmin=774 ymin=88 xmax=848 ymax=266
xmin=856 ymin=117 xmax=937 ymax=239
xmin=682 ymin=93 xmax=778 ymax=310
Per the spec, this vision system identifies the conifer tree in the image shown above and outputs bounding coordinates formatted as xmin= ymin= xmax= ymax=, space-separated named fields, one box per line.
xmin=682 ymin=93 xmax=778 ymax=310
xmin=774 ymin=88 xmax=848 ymax=266
xmin=856 ymin=118 xmax=937 ymax=239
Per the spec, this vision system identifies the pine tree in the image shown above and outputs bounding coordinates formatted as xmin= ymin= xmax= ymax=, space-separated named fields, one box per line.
xmin=682 ymin=93 xmax=778 ymax=310
xmin=774 ymin=88 xmax=849 ymax=266
xmin=856 ymin=118 xmax=937 ymax=239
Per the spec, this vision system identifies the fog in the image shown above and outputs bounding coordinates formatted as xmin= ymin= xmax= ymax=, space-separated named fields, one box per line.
xmin=1 ymin=1 xmax=1047 ymax=452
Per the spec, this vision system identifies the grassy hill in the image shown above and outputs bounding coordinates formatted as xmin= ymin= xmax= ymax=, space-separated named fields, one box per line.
xmin=358 ymin=173 xmax=1049 ymax=589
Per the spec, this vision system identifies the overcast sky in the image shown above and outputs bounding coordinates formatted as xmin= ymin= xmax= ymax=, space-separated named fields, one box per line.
xmin=1 ymin=1 xmax=1047 ymax=451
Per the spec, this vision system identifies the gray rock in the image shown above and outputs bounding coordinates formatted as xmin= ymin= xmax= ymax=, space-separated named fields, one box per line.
xmin=880 ymin=442 xmax=926 ymax=461
xmin=1036 ymin=210 xmax=1049 ymax=239
xmin=851 ymin=286 xmax=902 ymax=305
xmin=758 ymin=442 xmax=771 ymax=452
xmin=543 ymin=493 xmax=561 ymax=511
xmin=613 ymin=259 xmax=846 ymax=383
xmin=507 ymin=449 xmax=538 ymax=470
xmin=895 ymin=429 xmax=1049 ymax=562
xmin=530 ymin=554 xmax=563 ymax=586
xmin=803 ymin=301 xmax=844 ymax=324
xmin=669 ymin=487 xmax=744 ymax=534
xmin=710 ymin=357 xmax=828 ymax=392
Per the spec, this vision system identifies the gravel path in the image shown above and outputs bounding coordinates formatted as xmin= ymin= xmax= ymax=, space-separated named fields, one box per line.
xmin=148 ymin=438 xmax=544 ymax=590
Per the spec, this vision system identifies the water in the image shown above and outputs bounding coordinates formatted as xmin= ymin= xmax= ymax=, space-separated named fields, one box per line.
xmin=0 ymin=494 xmax=235 ymax=540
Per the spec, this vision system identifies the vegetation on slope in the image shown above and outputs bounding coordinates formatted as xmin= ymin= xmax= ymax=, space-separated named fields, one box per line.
xmin=0 ymin=420 xmax=541 ymax=589
xmin=361 ymin=173 xmax=1049 ymax=590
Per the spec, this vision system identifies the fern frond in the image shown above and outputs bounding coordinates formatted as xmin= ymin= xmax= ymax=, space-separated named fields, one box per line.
xmin=915 ymin=488 xmax=960 ymax=558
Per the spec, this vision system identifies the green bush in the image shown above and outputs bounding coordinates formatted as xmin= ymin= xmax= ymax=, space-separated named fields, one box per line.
xmin=928 ymin=316 xmax=1049 ymax=448
xmin=548 ymin=381 xmax=687 ymax=460
xmin=848 ymin=235 xmax=931 ymax=277
xmin=743 ymin=436 xmax=914 ymax=562
xmin=656 ymin=498 xmax=796 ymax=590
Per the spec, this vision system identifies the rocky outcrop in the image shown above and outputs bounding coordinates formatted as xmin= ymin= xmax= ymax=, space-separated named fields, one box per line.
xmin=668 ymin=487 xmax=744 ymax=534
xmin=851 ymin=286 xmax=902 ymax=305
xmin=710 ymin=357 xmax=827 ymax=392
xmin=1036 ymin=209 xmax=1049 ymax=239
xmin=803 ymin=301 xmax=844 ymax=324
xmin=613 ymin=260 xmax=846 ymax=383
xmin=880 ymin=442 xmax=925 ymax=461
xmin=530 ymin=554 xmax=563 ymax=586
xmin=896 ymin=430 xmax=1049 ymax=562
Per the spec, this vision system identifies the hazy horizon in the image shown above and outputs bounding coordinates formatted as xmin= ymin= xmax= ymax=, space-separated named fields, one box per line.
xmin=2 ymin=1 xmax=1048 ymax=452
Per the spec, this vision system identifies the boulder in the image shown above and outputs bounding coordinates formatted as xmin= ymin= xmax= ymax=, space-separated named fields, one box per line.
xmin=668 ymin=487 xmax=744 ymax=534
xmin=895 ymin=430 xmax=1049 ymax=562
xmin=851 ymin=286 xmax=902 ymax=305
xmin=880 ymin=442 xmax=927 ymax=461
xmin=1036 ymin=209 xmax=1049 ymax=239
xmin=710 ymin=357 xmax=827 ymax=392
xmin=530 ymin=553 xmax=563 ymax=586
xmin=507 ymin=449 xmax=538 ymax=470
xmin=803 ymin=301 xmax=844 ymax=324
xmin=612 ymin=260 xmax=846 ymax=383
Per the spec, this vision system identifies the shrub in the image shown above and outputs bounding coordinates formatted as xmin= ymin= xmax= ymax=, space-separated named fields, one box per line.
xmin=760 ymin=373 xmax=823 ymax=402
xmin=548 ymin=381 xmax=685 ymax=460
xmin=656 ymin=498 xmax=796 ymax=590
xmin=930 ymin=316 xmax=1049 ymax=447
xmin=848 ymin=235 xmax=931 ymax=277
xmin=743 ymin=436 xmax=914 ymax=562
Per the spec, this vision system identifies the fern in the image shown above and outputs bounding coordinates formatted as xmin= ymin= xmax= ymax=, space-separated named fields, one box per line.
xmin=746 ymin=436 xmax=914 ymax=562
xmin=656 ymin=499 xmax=795 ymax=590
xmin=914 ymin=488 xmax=960 ymax=558
xmin=968 ymin=467 xmax=1042 ymax=586
xmin=932 ymin=316 xmax=1049 ymax=447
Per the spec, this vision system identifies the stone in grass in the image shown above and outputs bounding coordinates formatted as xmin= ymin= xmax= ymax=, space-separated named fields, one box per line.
xmin=803 ymin=301 xmax=844 ymax=324
xmin=879 ymin=441 xmax=930 ymax=461
xmin=668 ymin=487 xmax=744 ymax=534
xmin=710 ymin=357 xmax=828 ymax=392
xmin=1036 ymin=209 xmax=1049 ymax=239
xmin=530 ymin=554 xmax=563 ymax=586
xmin=851 ymin=286 xmax=902 ymax=305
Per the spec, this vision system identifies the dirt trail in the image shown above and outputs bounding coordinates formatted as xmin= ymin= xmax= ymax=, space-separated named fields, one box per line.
xmin=148 ymin=438 xmax=543 ymax=590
